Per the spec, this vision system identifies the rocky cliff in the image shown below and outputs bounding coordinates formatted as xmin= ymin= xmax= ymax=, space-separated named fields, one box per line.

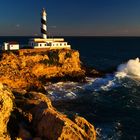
xmin=0 ymin=49 xmax=98 ymax=140
xmin=0 ymin=83 xmax=96 ymax=140
xmin=0 ymin=83 xmax=14 ymax=140
xmin=0 ymin=49 xmax=85 ymax=91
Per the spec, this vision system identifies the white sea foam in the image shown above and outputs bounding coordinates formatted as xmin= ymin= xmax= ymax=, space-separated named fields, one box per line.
xmin=84 ymin=75 xmax=118 ymax=92
xmin=45 ymin=76 xmax=120 ymax=101
xmin=116 ymin=58 xmax=140 ymax=78
xmin=45 ymin=75 xmax=118 ymax=101
xmin=46 ymin=58 xmax=140 ymax=101
xmin=45 ymin=81 xmax=84 ymax=101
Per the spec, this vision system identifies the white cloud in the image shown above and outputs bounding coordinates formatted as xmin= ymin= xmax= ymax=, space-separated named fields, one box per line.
xmin=49 ymin=25 xmax=56 ymax=28
xmin=16 ymin=24 xmax=20 ymax=28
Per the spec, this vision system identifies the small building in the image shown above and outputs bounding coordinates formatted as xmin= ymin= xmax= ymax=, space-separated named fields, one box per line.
xmin=2 ymin=42 xmax=19 ymax=51
xmin=51 ymin=41 xmax=70 ymax=49
xmin=28 ymin=38 xmax=71 ymax=49
xmin=29 ymin=40 xmax=50 ymax=49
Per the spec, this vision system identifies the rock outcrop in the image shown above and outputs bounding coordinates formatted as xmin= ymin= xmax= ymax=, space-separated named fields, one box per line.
xmin=0 ymin=83 xmax=14 ymax=140
xmin=0 ymin=49 xmax=85 ymax=91
xmin=0 ymin=49 xmax=98 ymax=140
xmin=15 ymin=92 xmax=96 ymax=140
xmin=0 ymin=83 xmax=96 ymax=140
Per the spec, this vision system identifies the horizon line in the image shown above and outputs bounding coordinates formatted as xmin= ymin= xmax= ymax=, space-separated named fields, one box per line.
xmin=1 ymin=35 xmax=140 ymax=37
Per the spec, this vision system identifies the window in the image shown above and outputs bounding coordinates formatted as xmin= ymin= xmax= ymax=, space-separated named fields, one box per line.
xmin=40 ymin=44 xmax=42 ymax=46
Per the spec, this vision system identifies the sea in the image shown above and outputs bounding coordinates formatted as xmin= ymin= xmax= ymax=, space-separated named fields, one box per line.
xmin=0 ymin=36 xmax=140 ymax=140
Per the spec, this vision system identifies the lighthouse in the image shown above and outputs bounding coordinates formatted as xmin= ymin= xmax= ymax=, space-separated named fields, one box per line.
xmin=28 ymin=8 xmax=71 ymax=49
xmin=41 ymin=8 xmax=47 ymax=39
xmin=2 ymin=8 xmax=71 ymax=51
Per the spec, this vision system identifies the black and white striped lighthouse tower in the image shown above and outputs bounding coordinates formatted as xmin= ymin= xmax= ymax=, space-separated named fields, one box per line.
xmin=41 ymin=8 xmax=47 ymax=39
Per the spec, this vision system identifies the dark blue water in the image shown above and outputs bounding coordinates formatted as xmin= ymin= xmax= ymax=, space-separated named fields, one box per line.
xmin=0 ymin=36 xmax=30 ymax=45
xmin=1 ymin=36 xmax=140 ymax=70
xmin=0 ymin=36 xmax=140 ymax=140
xmin=65 ymin=36 xmax=140 ymax=71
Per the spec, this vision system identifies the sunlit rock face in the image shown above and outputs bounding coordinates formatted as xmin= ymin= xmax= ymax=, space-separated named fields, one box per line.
xmin=0 ymin=83 xmax=14 ymax=140
xmin=0 ymin=83 xmax=96 ymax=140
xmin=0 ymin=49 xmax=85 ymax=91
xmin=0 ymin=50 xmax=96 ymax=140
xmin=18 ymin=92 xmax=96 ymax=140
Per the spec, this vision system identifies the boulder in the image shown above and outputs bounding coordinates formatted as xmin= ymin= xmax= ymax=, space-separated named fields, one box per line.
xmin=0 ymin=83 xmax=96 ymax=140
xmin=20 ymin=92 xmax=96 ymax=140
xmin=84 ymin=66 xmax=104 ymax=77
xmin=0 ymin=83 xmax=14 ymax=140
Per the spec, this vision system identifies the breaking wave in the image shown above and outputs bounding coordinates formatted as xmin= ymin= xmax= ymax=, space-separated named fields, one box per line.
xmin=45 ymin=58 xmax=140 ymax=140
xmin=45 ymin=75 xmax=118 ymax=101
xmin=116 ymin=58 xmax=140 ymax=78
xmin=46 ymin=58 xmax=140 ymax=101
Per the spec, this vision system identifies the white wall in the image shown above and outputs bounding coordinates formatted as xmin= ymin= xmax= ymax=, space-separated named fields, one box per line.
xmin=9 ymin=44 xmax=19 ymax=50
xmin=50 ymin=42 xmax=70 ymax=49
xmin=34 ymin=43 xmax=50 ymax=48
xmin=3 ymin=43 xmax=9 ymax=50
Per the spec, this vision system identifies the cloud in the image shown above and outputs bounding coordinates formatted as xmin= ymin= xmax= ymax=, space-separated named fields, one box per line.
xmin=34 ymin=33 xmax=39 ymax=36
xmin=49 ymin=25 xmax=57 ymax=28
xmin=16 ymin=24 xmax=20 ymax=28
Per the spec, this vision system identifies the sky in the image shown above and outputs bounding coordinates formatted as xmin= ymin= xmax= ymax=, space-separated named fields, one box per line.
xmin=0 ymin=0 xmax=140 ymax=36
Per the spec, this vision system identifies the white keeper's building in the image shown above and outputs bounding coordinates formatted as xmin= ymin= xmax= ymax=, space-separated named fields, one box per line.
xmin=2 ymin=42 xmax=19 ymax=50
xmin=29 ymin=38 xmax=71 ymax=49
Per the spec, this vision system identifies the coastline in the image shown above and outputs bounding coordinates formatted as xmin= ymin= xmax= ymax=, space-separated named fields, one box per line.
xmin=0 ymin=49 xmax=100 ymax=140
xmin=0 ymin=37 xmax=140 ymax=139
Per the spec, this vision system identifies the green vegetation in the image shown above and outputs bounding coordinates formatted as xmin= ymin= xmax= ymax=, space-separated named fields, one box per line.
xmin=39 ymin=58 xmax=61 ymax=66
xmin=39 ymin=50 xmax=61 ymax=66
xmin=65 ymin=52 xmax=72 ymax=59
xmin=48 ymin=50 xmax=59 ymax=61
